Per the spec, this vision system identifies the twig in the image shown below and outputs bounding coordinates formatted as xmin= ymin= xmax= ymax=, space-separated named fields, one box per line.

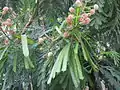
xmin=21 ymin=16 xmax=33 ymax=34
xmin=41 ymin=20 xmax=52 ymax=40
xmin=21 ymin=0 xmax=39 ymax=34
xmin=0 ymin=26 xmax=12 ymax=41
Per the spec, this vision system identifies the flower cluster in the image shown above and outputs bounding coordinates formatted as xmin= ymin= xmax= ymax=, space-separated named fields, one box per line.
xmin=66 ymin=0 xmax=99 ymax=26
xmin=2 ymin=18 xmax=12 ymax=27
xmin=0 ymin=7 xmax=15 ymax=45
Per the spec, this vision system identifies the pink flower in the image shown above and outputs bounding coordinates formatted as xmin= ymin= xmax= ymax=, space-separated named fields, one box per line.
xmin=68 ymin=14 xmax=74 ymax=19
xmin=7 ymin=18 xmax=12 ymax=22
xmin=3 ymin=7 xmax=9 ymax=12
xmin=79 ymin=17 xmax=84 ymax=22
xmin=69 ymin=7 xmax=75 ymax=13
xmin=2 ymin=18 xmax=12 ymax=27
xmin=90 ymin=9 xmax=95 ymax=15
xmin=2 ymin=21 xmax=12 ymax=27
xmin=81 ymin=13 xmax=88 ymax=18
xmin=84 ymin=17 xmax=91 ymax=24
xmin=66 ymin=14 xmax=74 ymax=25
xmin=79 ymin=13 xmax=91 ymax=24
xmin=64 ymin=32 xmax=70 ymax=38
xmin=80 ymin=17 xmax=91 ymax=25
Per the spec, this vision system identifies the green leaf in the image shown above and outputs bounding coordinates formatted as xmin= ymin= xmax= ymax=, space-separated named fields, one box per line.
xmin=62 ymin=43 xmax=71 ymax=72
xmin=24 ymin=57 xmax=30 ymax=69
xmin=69 ymin=61 xmax=79 ymax=88
xmin=14 ymin=34 xmax=35 ymax=44
xmin=13 ymin=53 xmax=17 ymax=72
xmin=75 ymin=54 xmax=84 ymax=80
xmin=74 ymin=42 xmax=84 ymax=80
xmin=21 ymin=34 xmax=29 ymax=57
xmin=47 ymin=44 xmax=71 ymax=84
xmin=24 ymin=56 xmax=34 ymax=69
xmin=79 ymin=37 xmax=88 ymax=61
xmin=27 ymin=57 xmax=34 ymax=68
xmin=0 ymin=46 xmax=8 ymax=61
xmin=55 ymin=26 xmax=63 ymax=37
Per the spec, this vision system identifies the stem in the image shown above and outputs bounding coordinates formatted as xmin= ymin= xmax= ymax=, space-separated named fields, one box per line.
xmin=21 ymin=0 xmax=39 ymax=34
xmin=41 ymin=19 xmax=52 ymax=40
xmin=0 ymin=26 xmax=12 ymax=41
xmin=75 ymin=7 xmax=80 ymax=26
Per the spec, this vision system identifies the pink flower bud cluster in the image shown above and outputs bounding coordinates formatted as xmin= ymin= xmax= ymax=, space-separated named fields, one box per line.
xmin=66 ymin=14 xmax=74 ymax=26
xmin=66 ymin=1 xmax=99 ymax=26
xmin=79 ymin=13 xmax=91 ymax=24
xmin=2 ymin=18 xmax=12 ymax=27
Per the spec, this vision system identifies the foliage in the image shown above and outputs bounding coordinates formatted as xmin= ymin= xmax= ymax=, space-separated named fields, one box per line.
xmin=0 ymin=0 xmax=120 ymax=90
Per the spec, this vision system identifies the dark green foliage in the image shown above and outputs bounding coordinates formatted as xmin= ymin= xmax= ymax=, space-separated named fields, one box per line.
xmin=0 ymin=0 xmax=120 ymax=90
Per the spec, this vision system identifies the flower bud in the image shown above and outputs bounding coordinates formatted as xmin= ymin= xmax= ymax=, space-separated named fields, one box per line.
xmin=81 ymin=13 xmax=88 ymax=18
xmin=81 ymin=18 xmax=91 ymax=25
xmin=3 ymin=7 xmax=9 ymax=12
xmin=48 ymin=52 xmax=53 ymax=57
xmin=7 ymin=18 xmax=12 ymax=22
xmin=38 ymin=38 xmax=44 ymax=44
xmin=69 ymin=7 xmax=75 ymax=13
xmin=63 ymin=32 xmax=70 ymax=38
xmin=94 ymin=4 xmax=99 ymax=10
xmin=75 ymin=0 xmax=82 ymax=7
xmin=79 ymin=17 xmax=84 ymax=22
xmin=43 ymin=37 xmax=47 ymax=40
xmin=66 ymin=14 xmax=74 ymax=25
xmin=85 ymin=18 xmax=91 ymax=24
xmin=90 ymin=9 xmax=95 ymax=15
